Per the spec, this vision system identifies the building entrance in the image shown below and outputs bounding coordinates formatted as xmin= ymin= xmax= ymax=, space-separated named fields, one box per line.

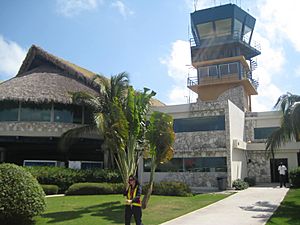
xmin=270 ymin=158 xmax=288 ymax=183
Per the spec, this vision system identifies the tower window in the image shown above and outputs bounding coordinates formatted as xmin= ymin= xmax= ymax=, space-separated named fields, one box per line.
xmin=215 ymin=19 xmax=232 ymax=37
xmin=197 ymin=22 xmax=214 ymax=39
xmin=209 ymin=65 xmax=218 ymax=77
xmin=229 ymin=63 xmax=238 ymax=74
xmin=234 ymin=19 xmax=243 ymax=36
xmin=198 ymin=67 xmax=209 ymax=78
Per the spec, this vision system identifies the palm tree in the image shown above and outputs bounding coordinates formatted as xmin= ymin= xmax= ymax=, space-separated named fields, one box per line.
xmin=142 ymin=111 xmax=175 ymax=209
xmin=60 ymin=72 xmax=156 ymax=187
xmin=266 ymin=93 xmax=300 ymax=180
xmin=266 ymin=93 xmax=300 ymax=155
xmin=59 ymin=72 xmax=129 ymax=169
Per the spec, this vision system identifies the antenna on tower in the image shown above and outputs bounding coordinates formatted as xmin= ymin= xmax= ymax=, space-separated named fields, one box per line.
xmin=194 ymin=0 xmax=198 ymax=11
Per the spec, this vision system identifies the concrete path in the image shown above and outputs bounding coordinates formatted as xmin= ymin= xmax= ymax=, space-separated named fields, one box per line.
xmin=161 ymin=186 xmax=289 ymax=225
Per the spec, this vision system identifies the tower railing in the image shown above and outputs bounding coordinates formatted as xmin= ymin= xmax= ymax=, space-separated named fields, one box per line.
xmin=187 ymin=72 xmax=259 ymax=90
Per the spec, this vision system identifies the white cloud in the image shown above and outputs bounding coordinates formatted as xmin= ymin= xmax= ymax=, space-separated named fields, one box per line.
xmin=0 ymin=36 xmax=27 ymax=80
xmin=111 ymin=1 xmax=134 ymax=18
xmin=160 ymin=40 xmax=197 ymax=105
xmin=56 ymin=0 xmax=102 ymax=17
xmin=245 ymin=32 xmax=285 ymax=111
xmin=258 ymin=0 xmax=300 ymax=52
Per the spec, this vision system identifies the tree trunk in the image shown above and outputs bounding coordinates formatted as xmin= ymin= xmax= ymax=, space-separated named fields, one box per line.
xmin=142 ymin=159 xmax=156 ymax=209
xmin=271 ymin=151 xmax=276 ymax=182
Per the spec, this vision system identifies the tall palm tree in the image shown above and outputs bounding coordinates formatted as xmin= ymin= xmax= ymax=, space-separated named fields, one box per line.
xmin=142 ymin=111 xmax=175 ymax=209
xmin=266 ymin=92 xmax=300 ymax=156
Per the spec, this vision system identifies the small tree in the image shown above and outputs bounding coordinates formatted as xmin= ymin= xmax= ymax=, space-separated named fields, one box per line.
xmin=60 ymin=73 xmax=156 ymax=187
xmin=142 ymin=111 xmax=175 ymax=209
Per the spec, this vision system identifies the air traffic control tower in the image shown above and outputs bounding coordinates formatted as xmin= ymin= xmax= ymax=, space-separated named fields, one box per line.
xmin=187 ymin=4 xmax=261 ymax=111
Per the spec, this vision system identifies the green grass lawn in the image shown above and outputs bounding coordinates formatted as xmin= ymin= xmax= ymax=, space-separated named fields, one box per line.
xmin=34 ymin=193 xmax=230 ymax=225
xmin=266 ymin=188 xmax=300 ymax=225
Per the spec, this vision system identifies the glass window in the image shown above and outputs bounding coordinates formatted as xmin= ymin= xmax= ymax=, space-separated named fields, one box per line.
xmin=73 ymin=105 xmax=83 ymax=124
xmin=233 ymin=19 xmax=243 ymax=36
xmin=215 ymin=19 xmax=232 ymax=37
xmin=54 ymin=104 xmax=72 ymax=123
xmin=54 ymin=104 xmax=82 ymax=124
xmin=144 ymin=158 xmax=183 ymax=172
xmin=184 ymin=157 xmax=227 ymax=172
xmin=199 ymin=67 xmax=209 ymax=78
xmin=173 ymin=115 xmax=225 ymax=133
xmin=84 ymin=107 xmax=94 ymax=124
xmin=0 ymin=101 xmax=19 ymax=121
xmin=81 ymin=161 xmax=103 ymax=169
xmin=20 ymin=102 xmax=51 ymax=122
xmin=219 ymin=64 xmax=229 ymax=76
xmin=197 ymin=22 xmax=214 ymax=39
xmin=209 ymin=65 xmax=218 ymax=77
xmin=144 ymin=157 xmax=227 ymax=173
xmin=254 ymin=127 xmax=280 ymax=139
xmin=243 ymin=25 xmax=252 ymax=43
xmin=229 ymin=63 xmax=238 ymax=74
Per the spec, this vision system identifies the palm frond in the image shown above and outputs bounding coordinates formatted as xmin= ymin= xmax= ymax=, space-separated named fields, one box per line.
xmin=265 ymin=127 xmax=286 ymax=157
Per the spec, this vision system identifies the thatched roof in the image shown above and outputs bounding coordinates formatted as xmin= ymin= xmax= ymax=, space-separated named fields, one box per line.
xmin=0 ymin=45 xmax=101 ymax=104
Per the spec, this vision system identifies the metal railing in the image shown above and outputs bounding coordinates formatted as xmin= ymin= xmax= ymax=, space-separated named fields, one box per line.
xmin=187 ymin=72 xmax=259 ymax=90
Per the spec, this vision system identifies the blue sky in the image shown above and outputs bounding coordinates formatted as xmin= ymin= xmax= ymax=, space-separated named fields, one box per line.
xmin=1 ymin=0 xmax=300 ymax=112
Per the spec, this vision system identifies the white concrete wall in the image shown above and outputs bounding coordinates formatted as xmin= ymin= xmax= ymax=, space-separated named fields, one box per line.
xmin=228 ymin=100 xmax=247 ymax=183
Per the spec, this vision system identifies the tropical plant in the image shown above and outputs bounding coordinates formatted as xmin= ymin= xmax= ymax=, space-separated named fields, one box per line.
xmin=142 ymin=111 xmax=175 ymax=209
xmin=266 ymin=93 xmax=300 ymax=156
xmin=60 ymin=72 xmax=156 ymax=187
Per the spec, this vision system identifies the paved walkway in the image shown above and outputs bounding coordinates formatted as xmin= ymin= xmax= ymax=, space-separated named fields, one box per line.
xmin=161 ymin=185 xmax=289 ymax=225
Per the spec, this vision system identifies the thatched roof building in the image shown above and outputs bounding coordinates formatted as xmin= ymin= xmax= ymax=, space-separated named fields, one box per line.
xmin=0 ymin=45 xmax=100 ymax=104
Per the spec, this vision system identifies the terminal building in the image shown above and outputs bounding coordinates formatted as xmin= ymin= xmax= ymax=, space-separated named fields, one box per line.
xmin=140 ymin=4 xmax=300 ymax=190
xmin=0 ymin=3 xmax=299 ymax=189
xmin=0 ymin=45 xmax=104 ymax=169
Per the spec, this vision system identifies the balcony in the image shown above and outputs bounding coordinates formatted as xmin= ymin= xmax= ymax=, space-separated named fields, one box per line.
xmin=187 ymin=70 xmax=259 ymax=96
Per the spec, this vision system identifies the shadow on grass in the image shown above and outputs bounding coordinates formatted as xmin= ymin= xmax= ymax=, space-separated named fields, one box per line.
xmin=41 ymin=201 xmax=124 ymax=224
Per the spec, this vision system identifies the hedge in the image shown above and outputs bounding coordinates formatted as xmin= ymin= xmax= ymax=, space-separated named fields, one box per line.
xmin=143 ymin=181 xmax=192 ymax=196
xmin=65 ymin=182 xmax=124 ymax=195
xmin=26 ymin=167 xmax=121 ymax=192
xmin=0 ymin=163 xmax=45 ymax=225
xmin=41 ymin=184 xmax=59 ymax=195
xmin=232 ymin=179 xmax=249 ymax=190
xmin=290 ymin=167 xmax=300 ymax=188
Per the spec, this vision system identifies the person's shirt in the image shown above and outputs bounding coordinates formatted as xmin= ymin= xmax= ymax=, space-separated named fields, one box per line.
xmin=278 ymin=165 xmax=287 ymax=175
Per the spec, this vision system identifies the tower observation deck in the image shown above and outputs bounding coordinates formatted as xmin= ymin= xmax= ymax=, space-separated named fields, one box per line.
xmin=187 ymin=4 xmax=261 ymax=111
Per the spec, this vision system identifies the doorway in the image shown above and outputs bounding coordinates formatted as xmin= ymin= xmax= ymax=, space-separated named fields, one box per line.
xmin=270 ymin=158 xmax=288 ymax=182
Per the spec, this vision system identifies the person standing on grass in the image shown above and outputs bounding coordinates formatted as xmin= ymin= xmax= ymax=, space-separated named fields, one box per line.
xmin=124 ymin=175 xmax=143 ymax=225
xmin=278 ymin=162 xmax=287 ymax=188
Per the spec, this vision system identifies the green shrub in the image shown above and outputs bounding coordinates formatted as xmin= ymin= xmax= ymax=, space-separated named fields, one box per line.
xmin=244 ymin=177 xmax=256 ymax=187
xmin=143 ymin=181 xmax=192 ymax=196
xmin=41 ymin=184 xmax=59 ymax=195
xmin=26 ymin=167 xmax=121 ymax=192
xmin=289 ymin=167 xmax=300 ymax=188
xmin=232 ymin=179 xmax=249 ymax=190
xmin=0 ymin=163 xmax=46 ymax=225
xmin=65 ymin=182 xmax=124 ymax=195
